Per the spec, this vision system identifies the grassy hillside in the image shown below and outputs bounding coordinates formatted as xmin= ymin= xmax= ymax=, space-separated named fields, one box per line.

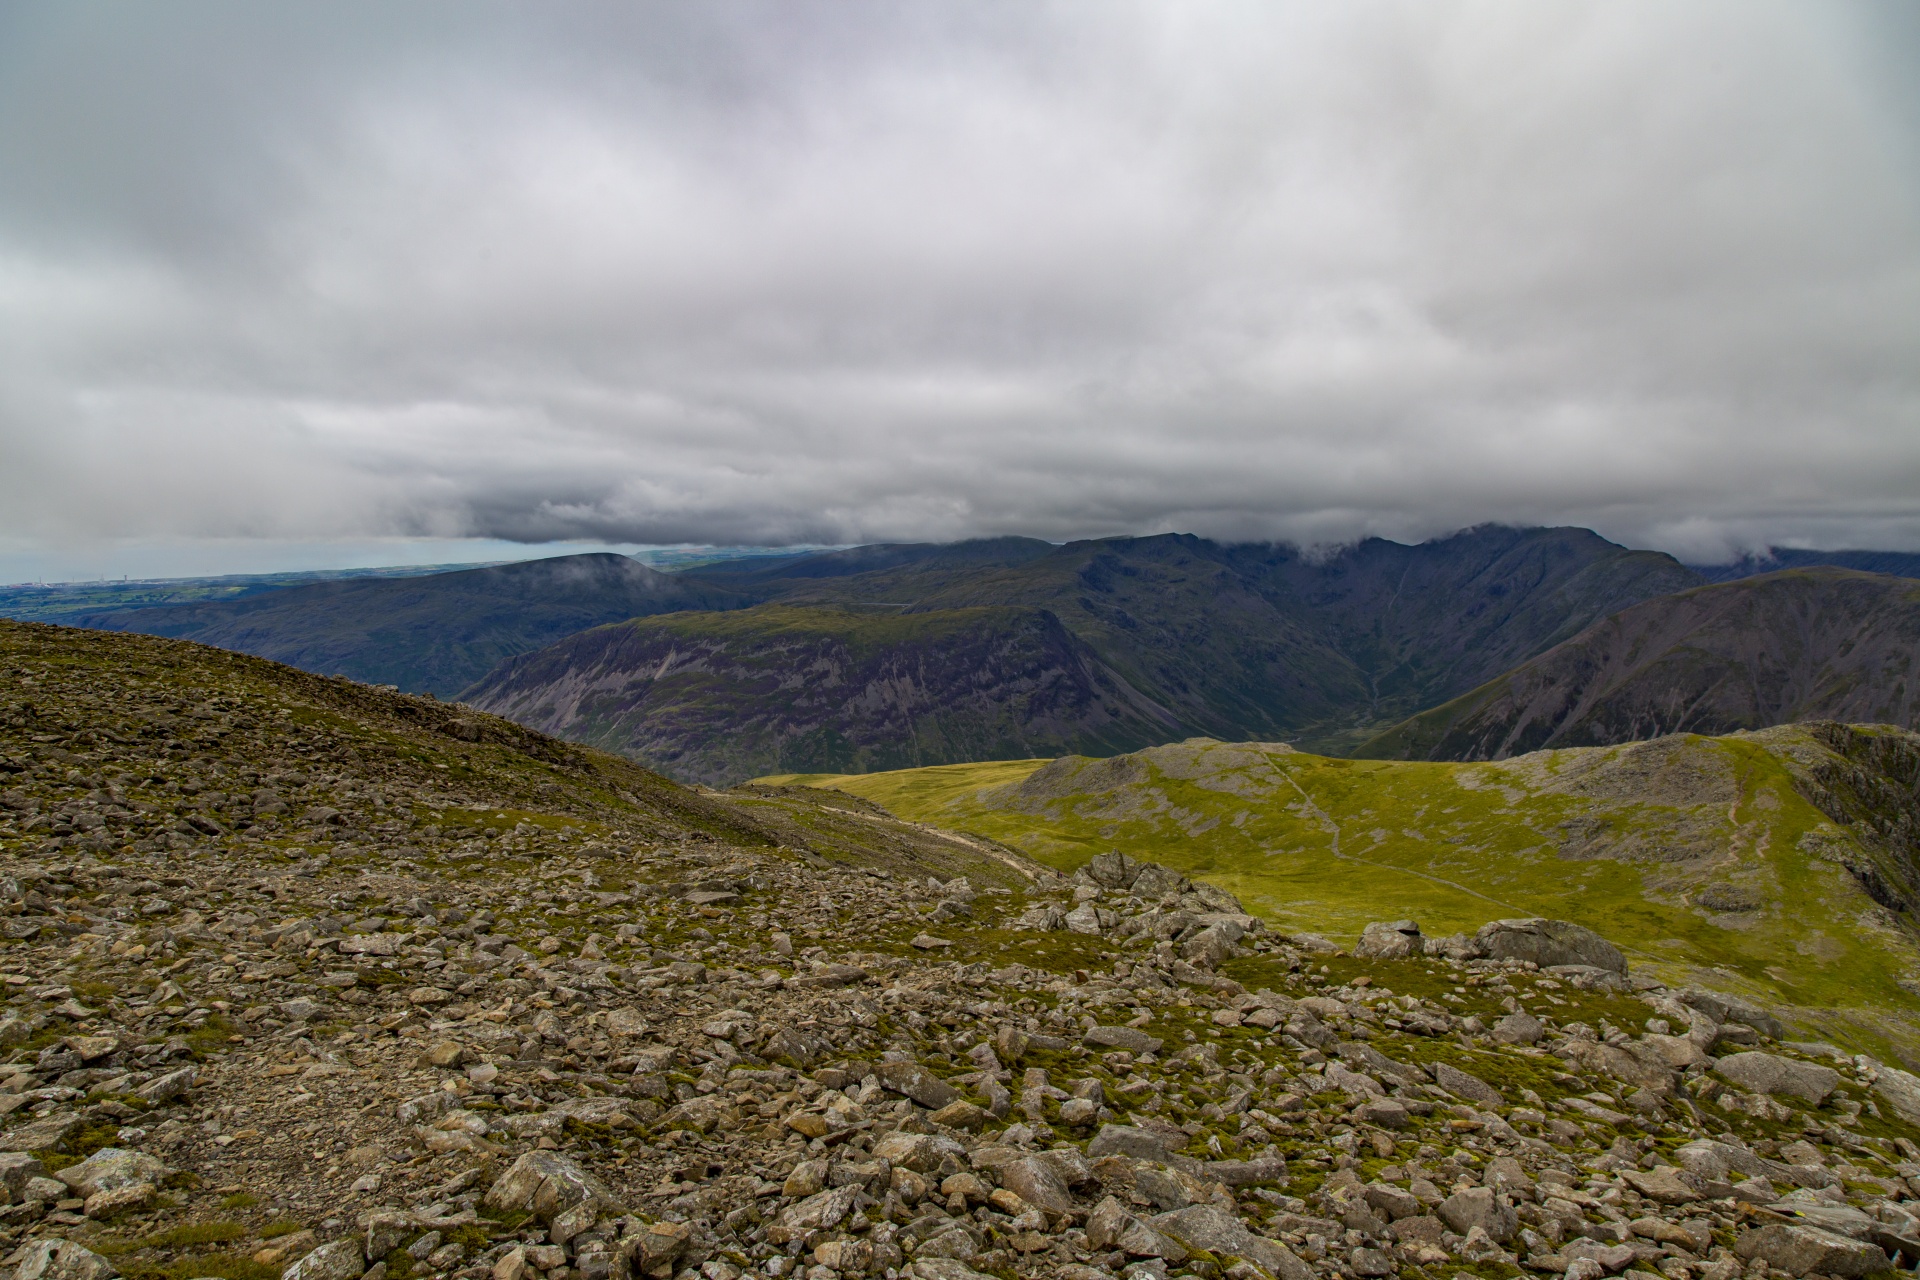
xmin=1358 ymin=568 xmax=1920 ymax=761
xmin=765 ymin=726 xmax=1920 ymax=1062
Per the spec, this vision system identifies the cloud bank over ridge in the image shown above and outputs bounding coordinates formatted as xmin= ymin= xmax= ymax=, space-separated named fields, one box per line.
xmin=2 ymin=1 xmax=1917 ymax=569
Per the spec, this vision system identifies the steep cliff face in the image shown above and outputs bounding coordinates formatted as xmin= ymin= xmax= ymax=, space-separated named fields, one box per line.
xmin=1779 ymin=722 xmax=1920 ymax=917
xmin=461 ymin=604 xmax=1180 ymax=785
xmin=1358 ymin=569 xmax=1920 ymax=762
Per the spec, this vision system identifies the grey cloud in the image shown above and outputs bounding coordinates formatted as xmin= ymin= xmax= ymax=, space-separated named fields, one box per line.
xmin=1 ymin=0 xmax=1916 ymax=566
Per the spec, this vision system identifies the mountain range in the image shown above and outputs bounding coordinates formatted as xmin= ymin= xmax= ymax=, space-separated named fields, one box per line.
xmin=43 ymin=526 xmax=1920 ymax=783
xmin=69 ymin=552 xmax=745 ymax=697
xmin=1359 ymin=569 xmax=1920 ymax=761
xmin=461 ymin=525 xmax=1702 ymax=781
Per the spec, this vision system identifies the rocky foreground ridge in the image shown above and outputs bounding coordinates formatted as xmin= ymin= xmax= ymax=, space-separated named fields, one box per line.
xmin=6 ymin=623 xmax=1920 ymax=1280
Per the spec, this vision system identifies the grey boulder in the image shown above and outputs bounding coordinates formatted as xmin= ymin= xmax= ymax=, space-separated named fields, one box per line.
xmin=14 ymin=1241 xmax=118 ymax=1280
xmin=1736 ymin=1224 xmax=1890 ymax=1277
xmin=54 ymin=1148 xmax=169 ymax=1199
xmin=482 ymin=1151 xmax=622 ymax=1224
xmin=281 ymin=1242 xmax=366 ymax=1280
xmin=1677 ymin=988 xmax=1786 ymax=1040
xmin=1086 ymin=1124 xmax=1178 ymax=1163
xmin=1354 ymin=920 xmax=1423 ymax=959
xmin=876 ymin=1060 xmax=962 ymax=1110
xmin=1472 ymin=918 xmax=1625 ymax=974
xmin=1150 ymin=1204 xmax=1314 ymax=1280
xmin=1714 ymin=1052 xmax=1839 ymax=1105
xmin=1437 ymin=1187 xmax=1518 ymax=1244
xmin=1491 ymin=1010 xmax=1544 ymax=1044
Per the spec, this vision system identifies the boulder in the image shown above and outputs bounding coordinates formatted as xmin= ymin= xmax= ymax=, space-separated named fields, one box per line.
xmin=906 ymin=1262 xmax=998 ymax=1280
xmin=132 ymin=1065 xmax=197 ymax=1104
xmin=1872 ymin=1064 xmax=1920 ymax=1126
xmin=85 ymin=1182 xmax=157 ymax=1219
xmin=1736 ymin=1224 xmax=1890 ymax=1278
xmin=1677 ymin=988 xmax=1786 ymax=1040
xmin=1491 ymin=1010 xmax=1544 ymax=1045
xmin=1437 ymin=1187 xmax=1518 ymax=1243
xmin=1354 ymin=1098 xmax=1409 ymax=1129
xmin=1087 ymin=1124 xmax=1179 ymax=1163
xmin=1425 ymin=932 xmax=1484 ymax=961
xmin=1150 ymin=1204 xmax=1314 ymax=1280
xmin=1557 ymin=1038 xmax=1676 ymax=1094
xmin=876 ymin=1060 xmax=962 ymax=1110
xmin=1473 ymin=918 xmax=1626 ymax=973
xmin=1079 ymin=852 xmax=1145 ymax=890
xmin=1084 ymin=1025 xmax=1163 ymax=1054
xmin=1181 ymin=920 xmax=1244 ymax=969
xmin=281 ymin=1241 xmax=367 ymax=1280
xmin=14 ymin=1240 xmax=118 ymax=1280
xmin=999 ymin=1156 xmax=1074 ymax=1216
xmin=872 ymin=1131 xmax=967 ymax=1173
xmin=482 ymin=1151 xmax=622 ymax=1224
xmin=0 ymin=1152 xmax=48 ymax=1198
xmin=54 ymin=1148 xmax=169 ymax=1199
xmin=1620 ymin=1167 xmax=1700 ymax=1205
xmin=1431 ymin=1062 xmax=1503 ymax=1107
xmin=1714 ymin=1052 xmax=1839 ymax=1105
xmin=1354 ymin=920 xmax=1423 ymax=959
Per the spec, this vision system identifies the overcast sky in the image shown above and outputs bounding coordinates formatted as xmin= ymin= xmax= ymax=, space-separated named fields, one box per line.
xmin=3 ymin=1 xmax=1917 ymax=579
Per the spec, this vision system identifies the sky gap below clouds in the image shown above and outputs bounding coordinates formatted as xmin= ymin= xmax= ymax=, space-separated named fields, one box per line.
xmin=1 ymin=0 xmax=1917 ymax=574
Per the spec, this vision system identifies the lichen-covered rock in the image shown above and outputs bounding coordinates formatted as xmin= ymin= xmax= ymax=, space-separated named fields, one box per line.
xmin=1714 ymin=1051 xmax=1840 ymax=1104
xmin=53 ymin=1148 xmax=169 ymax=1199
xmin=1437 ymin=1186 xmax=1518 ymax=1243
xmin=1736 ymin=1224 xmax=1890 ymax=1277
xmin=1473 ymin=918 xmax=1626 ymax=973
xmin=481 ymin=1151 xmax=622 ymax=1224
xmin=281 ymin=1241 xmax=366 ymax=1280
xmin=875 ymin=1060 xmax=961 ymax=1109
xmin=1354 ymin=920 xmax=1423 ymax=959
xmin=1150 ymin=1204 xmax=1313 ymax=1280
xmin=1677 ymin=987 xmax=1786 ymax=1040
xmin=14 ymin=1240 xmax=119 ymax=1280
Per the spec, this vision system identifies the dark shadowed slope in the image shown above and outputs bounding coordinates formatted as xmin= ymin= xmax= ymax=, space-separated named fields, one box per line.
xmin=675 ymin=524 xmax=1706 ymax=751
xmin=1690 ymin=547 xmax=1920 ymax=583
xmin=76 ymin=553 xmax=744 ymax=697
xmin=461 ymin=603 xmax=1181 ymax=785
xmin=1357 ymin=569 xmax=1920 ymax=761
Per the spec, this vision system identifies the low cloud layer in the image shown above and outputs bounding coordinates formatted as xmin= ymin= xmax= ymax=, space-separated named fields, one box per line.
xmin=3 ymin=1 xmax=1917 ymax=570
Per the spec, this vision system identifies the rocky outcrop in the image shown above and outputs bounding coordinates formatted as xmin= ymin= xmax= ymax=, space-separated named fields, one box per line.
xmin=1008 ymin=851 xmax=1261 ymax=971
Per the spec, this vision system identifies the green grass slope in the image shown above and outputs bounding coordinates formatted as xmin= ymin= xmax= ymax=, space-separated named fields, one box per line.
xmin=763 ymin=726 xmax=1920 ymax=1062
xmin=1358 ymin=568 xmax=1920 ymax=761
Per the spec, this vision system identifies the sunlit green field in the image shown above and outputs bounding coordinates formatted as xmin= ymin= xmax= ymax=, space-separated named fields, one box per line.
xmin=762 ymin=729 xmax=1920 ymax=1062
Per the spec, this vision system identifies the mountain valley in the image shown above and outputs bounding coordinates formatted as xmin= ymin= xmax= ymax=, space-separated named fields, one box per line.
xmin=8 ymin=623 xmax=1920 ymax=1280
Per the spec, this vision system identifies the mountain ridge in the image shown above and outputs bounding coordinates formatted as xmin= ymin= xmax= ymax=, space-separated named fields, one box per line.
xmin=70 ymin=552 xmax=749 ymax=697
xmin=462 ymin=525 xmax=1707 ymax=779
xmin=1355 ymin=568 xmax=1920 ymax=762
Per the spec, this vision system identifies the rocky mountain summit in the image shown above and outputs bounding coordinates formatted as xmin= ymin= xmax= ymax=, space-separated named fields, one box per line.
xmin=7 ymin=622 xmax=1920 ymax=1280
